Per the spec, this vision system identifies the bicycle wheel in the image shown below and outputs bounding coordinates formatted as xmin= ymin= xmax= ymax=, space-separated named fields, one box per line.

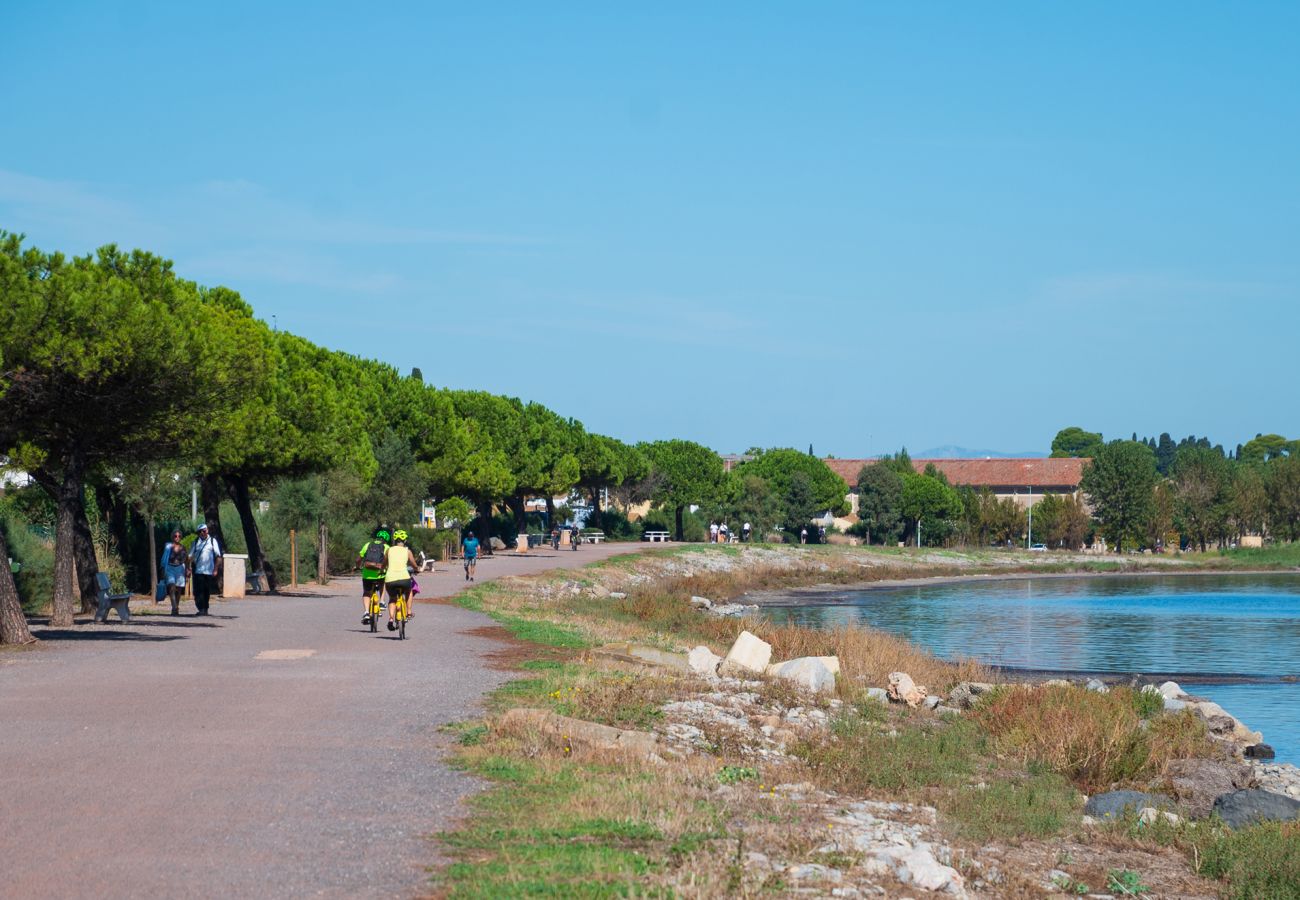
xmin=398 ymin=597 xmax=407 ymax=640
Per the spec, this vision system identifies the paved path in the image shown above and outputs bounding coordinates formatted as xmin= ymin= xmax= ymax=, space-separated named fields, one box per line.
xmin=0 ymin=542 xmax=649 ymax=899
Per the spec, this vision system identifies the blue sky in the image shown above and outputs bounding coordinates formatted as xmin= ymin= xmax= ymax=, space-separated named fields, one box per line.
xmin=2 ymin=2 xmax=1296 ymax=456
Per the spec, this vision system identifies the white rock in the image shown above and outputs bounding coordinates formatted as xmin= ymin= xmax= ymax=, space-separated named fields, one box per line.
xmin=786 ymin=863 xmax=842 ymax=882
xmin=690 ymin=595 xmax=713 ymax=609
xmin=924 ymin=695 xmax=942 ymax=710
xmin=1085 ymin=678 xmax=1109 ymax=693
xmin=687 ymin=645 xmax=723 ymax=677
xmin=720 ymin=630 xmax=773 ymax=676
xmin=874 ymin=846 xmax=965 ymax=894
xmin=1158 ymin=680 xmax=1187 ymax=700
xmin=772 ymin=657 xmax=837 ymax=694
xmin=1137 ymin=806 xmax=1182 ymax=827
xmin=865 ymin=687 xmax=889 ymax=703
xmin=888 ymin=671 xmax=928 ymax=708
xmin=1163 ymin=697 xmax=1187 ymax=712
xmin=609 ymin=591 xmax=627 ymax=599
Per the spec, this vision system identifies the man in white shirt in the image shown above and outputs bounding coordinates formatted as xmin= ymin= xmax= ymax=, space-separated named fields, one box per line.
xmin=189 ymin=523 xmax=223 ymax=616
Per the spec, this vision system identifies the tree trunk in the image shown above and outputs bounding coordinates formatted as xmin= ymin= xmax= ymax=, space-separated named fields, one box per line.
xmin=94 ymin=482 xmax=131 ymax=586
xmin=148 ymin=521 xmax=158 ymax=599
xmin=508 ymin=493 xmax=527 ymax=536
xmin=225 ymin=474 xmax=278 ymax=592
xmin=0 ymin=524 xmax=37 ymax=645
xmin=544 ymin=496 xmax=556 ymax=529
xmin=317 ymin=519 xmax=328 ymax=584
xmin=71 ymin=492 xmax=101 ymax=614
xmin=476 ymin=500 xmax=494 ymax=554
xmin=675 ymin=505 xmax=684 ymax=542
xmin=35 ymin=465 xmax=99 ymax=611
xmin=51 ymin=453 xmax=85 ymax=627
xmin=198 ymin=475 xmax=227 ymax=548
xmin=589 ymin=486 xmax=602 ymax=515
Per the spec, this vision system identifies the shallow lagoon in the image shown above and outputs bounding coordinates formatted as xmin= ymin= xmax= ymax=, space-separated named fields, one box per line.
xmin=763 ymin=573 xmax=1300 ymax=764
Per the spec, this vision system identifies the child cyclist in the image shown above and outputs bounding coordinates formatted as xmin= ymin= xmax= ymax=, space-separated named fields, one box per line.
xmin=384 ymin=530 xmax=418 ymax=631
xmin=358 ymin=527 xmax=390 ymax=626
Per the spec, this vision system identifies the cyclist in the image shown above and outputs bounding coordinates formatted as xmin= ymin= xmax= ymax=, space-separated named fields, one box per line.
xmin=358 ymin=527 xmax=390 ymax=626
xmin=462 ymin=530 xmax=479 ymax=581
xmin=384 ymin=530 xmax=418 ymax=631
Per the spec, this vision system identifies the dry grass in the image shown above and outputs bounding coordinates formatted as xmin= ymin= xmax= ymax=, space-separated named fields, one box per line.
xmin=972 ymin=684 xmax=1215 ymax=792
xmin=744 ymin=622 xmax=990 ymax=694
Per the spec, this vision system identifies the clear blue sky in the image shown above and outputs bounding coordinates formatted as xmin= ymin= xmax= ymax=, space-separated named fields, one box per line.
xmin=3 ymin=2 xmax=1296 ymax=456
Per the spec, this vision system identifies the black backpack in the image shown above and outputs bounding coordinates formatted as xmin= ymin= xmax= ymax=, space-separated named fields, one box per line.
xmin=362 ymin=541 xmax=386 ymax=571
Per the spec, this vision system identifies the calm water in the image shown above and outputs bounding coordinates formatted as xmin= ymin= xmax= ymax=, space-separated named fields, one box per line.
xmin=764 ymin=574 xmax=1300 ymax=764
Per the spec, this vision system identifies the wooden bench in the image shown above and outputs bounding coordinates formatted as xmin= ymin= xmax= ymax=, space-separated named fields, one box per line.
xmin=94 ymin=572 xmax=132 ymax=623
xmin=580 ymin=531 xmax=606 ymax=544
xmin=643 ymin=531 xmax=670 ymax=543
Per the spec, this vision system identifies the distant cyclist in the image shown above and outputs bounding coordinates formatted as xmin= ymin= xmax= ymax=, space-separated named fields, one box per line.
xmin=358 ymin=527 xmax=390 ymax=626
xmin=462 ymin=531 xmax=479 ymax=581
xmin=384 ymin=530 xmax=418 ymax=631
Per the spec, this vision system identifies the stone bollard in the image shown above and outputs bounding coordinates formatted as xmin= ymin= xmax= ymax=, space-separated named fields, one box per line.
xmin=223 ymin=554 xmax=248 ymax=598
xmin=516 ymin=533 xmax=529 ymax=553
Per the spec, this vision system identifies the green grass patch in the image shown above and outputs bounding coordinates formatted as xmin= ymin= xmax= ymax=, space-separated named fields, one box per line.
xmin=944 ymin=772 xmax=1079 ymax=841
xmin=797 ymin=711 xmax=988 ymax=792
xmin=1214 ymin=542 xmax=1300 ymax=568
xmin=1197 ymin=821 xmax=1300 ymax=899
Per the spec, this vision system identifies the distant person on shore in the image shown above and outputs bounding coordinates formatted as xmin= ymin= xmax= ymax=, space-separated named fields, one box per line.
xmin=709 ymin=522 xmax=719 ymax=543
xmin=189 ymin=523 xmax=222 ymax=616
xmin=719 ymin=522 xmax=729 ymax=543
xmin=818 ymin=525 xmax=826 ymax=544
xmin=742 ymin=522 xmax=752 ymax=543
xmin=160 ymin=530 xmax=189 ymax=616
xmin=799 ymin=526 xmax=808 ymax=545
xmin=462 ymin=531 xmax=479 ymax=581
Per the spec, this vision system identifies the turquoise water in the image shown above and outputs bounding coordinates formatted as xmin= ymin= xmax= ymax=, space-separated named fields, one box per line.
xmin=763 ymin=574 xmax=1300 ymax=764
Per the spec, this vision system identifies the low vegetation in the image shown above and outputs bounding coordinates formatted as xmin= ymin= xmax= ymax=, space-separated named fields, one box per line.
xmin=431 ymin=545 xmax=1295 ymax=896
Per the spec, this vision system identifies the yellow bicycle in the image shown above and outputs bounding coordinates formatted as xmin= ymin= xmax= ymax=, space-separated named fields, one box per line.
xmin=391 ymin=589 xmax=409 ymax=640
xmin=366 ymin=581 xmax=384 ymax=633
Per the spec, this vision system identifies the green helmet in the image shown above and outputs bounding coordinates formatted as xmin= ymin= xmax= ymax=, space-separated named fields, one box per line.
xmin=374 ymin=528 xmax=391 ymax=542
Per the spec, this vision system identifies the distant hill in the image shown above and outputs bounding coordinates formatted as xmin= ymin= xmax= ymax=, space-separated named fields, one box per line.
xmin=916 ymin=445 xmax=1048 ymax=459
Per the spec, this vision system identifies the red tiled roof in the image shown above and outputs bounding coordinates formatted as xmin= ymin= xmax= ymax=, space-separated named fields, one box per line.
xmin=823 ymin=458 xmax=1087 ymax=489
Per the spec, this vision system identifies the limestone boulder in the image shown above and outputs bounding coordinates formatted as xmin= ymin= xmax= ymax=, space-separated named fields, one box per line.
xmin=769 ymin=657 xmax=836 ymax=694
xmin=719 ymin=630 xmax=772 ymax=677
xmin=689 ymin=595 xmax=713 ymax=610
xmin=887 ymin=671 xmax=928 ymax=708
xmin=948 ymin=682 xmax=994 ymax=709
xmin=687 ymin=645 xmax=722 ymax=678
xmin=498 ymin=707 xmax=660 ymax=759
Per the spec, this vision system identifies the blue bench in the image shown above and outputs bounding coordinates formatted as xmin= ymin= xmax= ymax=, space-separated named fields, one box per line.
xmin=94 ymin=572 xmax=131 ymax=623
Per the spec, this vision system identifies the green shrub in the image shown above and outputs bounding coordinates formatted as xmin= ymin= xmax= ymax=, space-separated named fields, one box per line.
xmin=0 ymin=505 xmax=55 ymax=613
xmin=1198 ymin=822 xmax=1300 ymax=899
xmin=1132 ymin=686 xmax=1166 ymax=719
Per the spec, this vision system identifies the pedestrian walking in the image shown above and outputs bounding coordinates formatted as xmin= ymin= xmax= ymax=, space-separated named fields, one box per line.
xmin=709 ymin=522 xmax=719 ymax=543
xmin=800 ymin=526 xmax=808 ymax=545
xmin=189 ymin=523 xmax=222 ymax=616
xmin=719 ymin=522 xmax=729 ymax=543
xmin=160 ymin=530 xmax=189 ymax=616
xmin=742 ymin=522 xmax=752 ymax=543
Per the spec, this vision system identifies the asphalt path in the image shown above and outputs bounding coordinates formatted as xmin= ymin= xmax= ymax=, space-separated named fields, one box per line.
xmin=0 ymin=542 xmax=647 ymax=899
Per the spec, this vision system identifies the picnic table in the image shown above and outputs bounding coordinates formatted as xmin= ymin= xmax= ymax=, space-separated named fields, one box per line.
xmin=642 ymin=531 xmax=670 ymax=543
xmin=579 ymin=531 xmax=606 ymax=544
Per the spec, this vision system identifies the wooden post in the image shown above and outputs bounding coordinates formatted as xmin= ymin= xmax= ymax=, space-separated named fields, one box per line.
xmin=289 ymin=529 xmax=297 ymax=586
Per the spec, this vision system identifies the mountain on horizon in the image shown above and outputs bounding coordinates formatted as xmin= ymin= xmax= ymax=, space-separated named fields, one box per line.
xmin=916 ymin=445 xmax=1048 ymax=459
